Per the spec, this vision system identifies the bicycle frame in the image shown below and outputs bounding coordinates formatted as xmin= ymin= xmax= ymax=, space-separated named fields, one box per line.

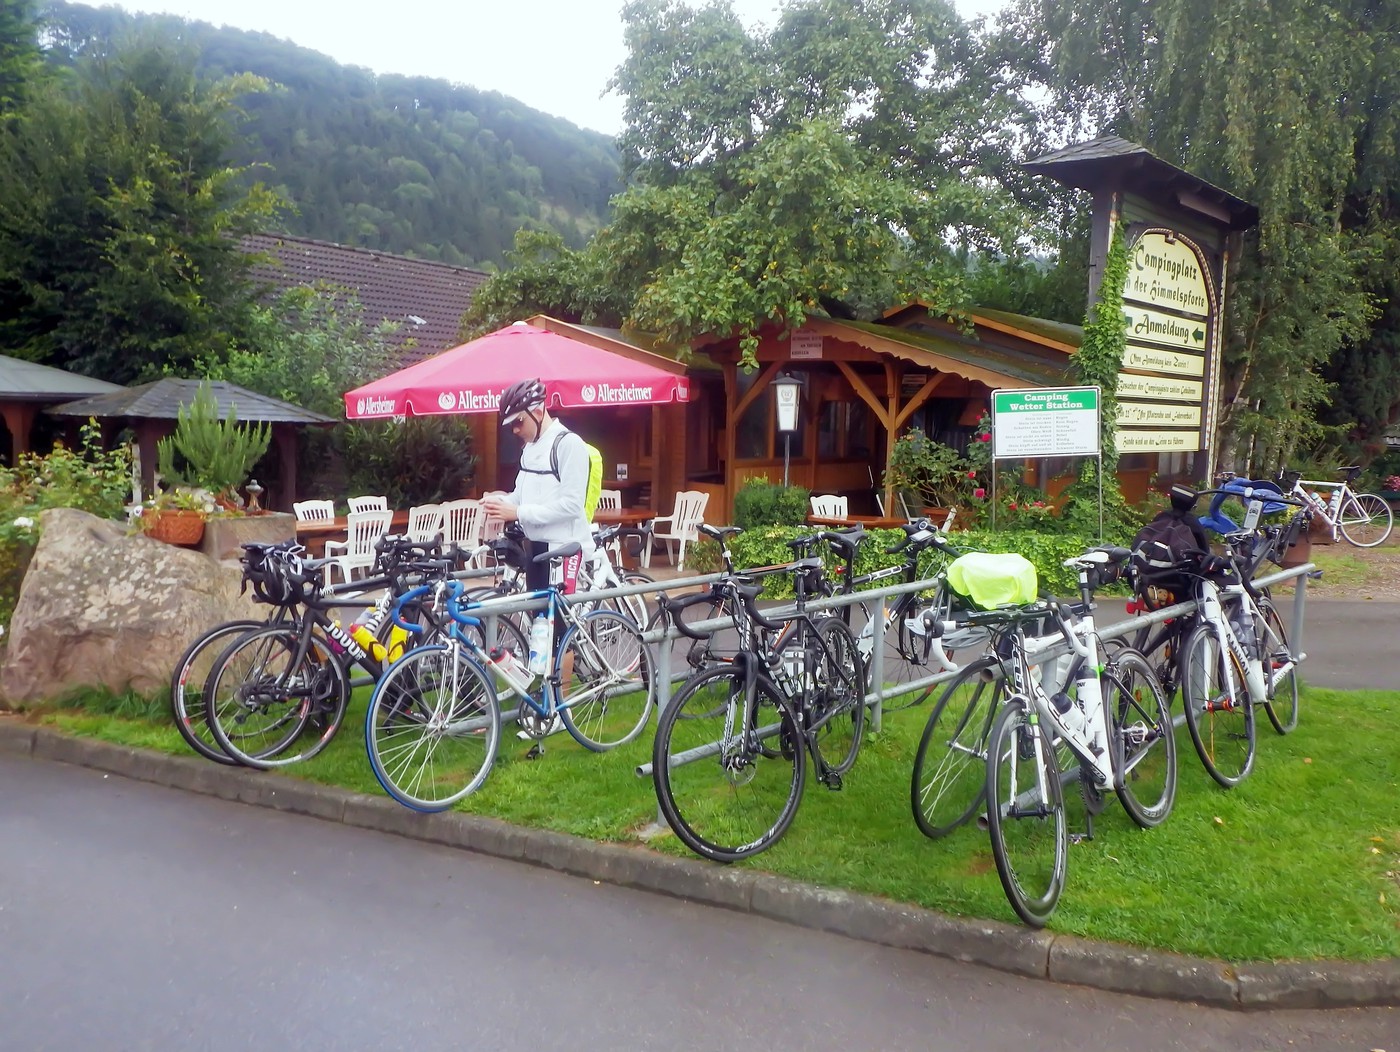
xmin=1288 ymin=477 xmax=1347 ymax=539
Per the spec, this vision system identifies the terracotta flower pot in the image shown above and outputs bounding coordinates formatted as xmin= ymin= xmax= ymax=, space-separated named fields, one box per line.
xmin=144 ymin=509 xmax=206 ymax=547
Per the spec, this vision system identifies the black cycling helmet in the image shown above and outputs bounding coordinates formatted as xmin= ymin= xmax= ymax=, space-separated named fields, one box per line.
xmin=499 ymin=378 xmax=547 ymax=425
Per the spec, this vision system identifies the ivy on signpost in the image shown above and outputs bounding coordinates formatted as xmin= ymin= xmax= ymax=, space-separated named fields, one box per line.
xmin=1061 ymin=223 xmax=1135 ymax=535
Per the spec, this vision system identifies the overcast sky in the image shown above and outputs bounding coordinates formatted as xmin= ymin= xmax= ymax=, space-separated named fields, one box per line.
xmin=101 ymin=0 xmax=1007 ymax=135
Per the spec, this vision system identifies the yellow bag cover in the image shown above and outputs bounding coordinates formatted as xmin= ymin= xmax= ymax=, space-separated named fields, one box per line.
xmin=946 ymin=552 xmax=1039 ymax=610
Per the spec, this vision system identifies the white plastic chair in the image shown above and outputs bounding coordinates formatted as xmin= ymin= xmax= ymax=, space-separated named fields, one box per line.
xmin=646 ymin=490 xmax=709 ymax=571
xmin=347 ymin=495 xmax=388 ymax=514
xmin=406 ymin=504 xmax=445 ymax=545
xmin=324 ymin=509 xmax=393 ymax=586
xmin=292 ymin=499 xmax=335 ymax=523
xmin=809 ymin=494 xmax=848 ymax=518
xmin=596 ymin=489 xmax=622 ymax=512
xmin=440 ymin=498 xmax=484 ymax=549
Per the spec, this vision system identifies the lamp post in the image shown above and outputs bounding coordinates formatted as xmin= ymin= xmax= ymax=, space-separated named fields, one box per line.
xmin=772 ymin=372 xmax=803 ymax=488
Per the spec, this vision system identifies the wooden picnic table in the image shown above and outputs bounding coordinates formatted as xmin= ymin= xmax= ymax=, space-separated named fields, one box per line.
xmin=295 ymin=510 xmax=410 ymax=558
xmin=807 ymin=513 xmax=911 ymax=531
xmin=593 ymin=507 xmax=655 ymax=528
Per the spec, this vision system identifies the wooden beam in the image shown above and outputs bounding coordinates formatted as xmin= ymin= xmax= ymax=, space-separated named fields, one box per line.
xmin=732 ymin=359 xmax=784 ymax=421
xmin=893 ymin=373 xmax=949 ymax=431
xmin=833 ymin=361 xmax=891 ymax=429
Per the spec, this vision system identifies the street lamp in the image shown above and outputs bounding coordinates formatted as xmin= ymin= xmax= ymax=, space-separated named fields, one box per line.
xmin=772 ymin=371 xmax=803 ymax=487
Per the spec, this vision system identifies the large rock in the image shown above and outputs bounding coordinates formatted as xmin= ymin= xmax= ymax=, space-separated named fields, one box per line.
xmin=0 ymin=508 xmax=263 ymax=707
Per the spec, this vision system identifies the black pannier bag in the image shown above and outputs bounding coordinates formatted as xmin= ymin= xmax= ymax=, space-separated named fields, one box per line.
xmin=1129 ymin=504 xmax=1210 ymax=609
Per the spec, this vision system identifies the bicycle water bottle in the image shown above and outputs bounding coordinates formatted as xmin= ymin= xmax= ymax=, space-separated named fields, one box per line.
xmin=488 ymin=646 xmax=536 ymax=693
xmin=528 ymin=614 xmax=553 ymax=676
xmin=1050 ymin=690 xmax=1087 ymax=735
xmin=1076 ymin=673 xmax=1106 ymax=753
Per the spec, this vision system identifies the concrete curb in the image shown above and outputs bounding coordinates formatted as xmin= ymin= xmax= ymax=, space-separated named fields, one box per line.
xmin=3 ymin=719 xmax=1396 ymax=1010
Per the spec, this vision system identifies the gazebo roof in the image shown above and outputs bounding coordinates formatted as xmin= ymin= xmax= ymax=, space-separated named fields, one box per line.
xmin=48 ymin=378 xmax=337 ymax=425
xmin=0 ymin=355 xmax=123 ymax=401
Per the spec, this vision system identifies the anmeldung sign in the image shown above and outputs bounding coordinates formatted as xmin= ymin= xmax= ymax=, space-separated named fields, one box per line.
xmin=991 ymin=387 xmax=1100 ymax=458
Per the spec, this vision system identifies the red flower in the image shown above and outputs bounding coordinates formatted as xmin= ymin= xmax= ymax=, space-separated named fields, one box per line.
xmin=973 ymin=487 xmax=986 ymax=499
xmin=967 ymin=470 xmax=976 ymax=478
xmin=978 ymin=433 xmax=991 ymax=442
xmin=1008 ymin=502 xmax=1018 ymax=511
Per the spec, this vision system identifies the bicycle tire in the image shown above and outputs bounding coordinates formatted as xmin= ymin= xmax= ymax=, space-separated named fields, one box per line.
xmin=652 ymin=664 xmax=806 ymax=862
xmin=1180 ymin=622 xmax=1256 ymax=788
xmin=556 ymin=609 xmax=656 ymax=751
xmin=1257 ymin=600 xmax=1299 ymax=734
xmin=204 ymin=627 xmax=350 ymax=768
xmin=169 ymin=619 xmax=264 ymax=765
xmin=603 ymin=570 xmax=656 ymax=636
xmin=365 ymin=642 xmax=501 ymax=811
xmin=984 ymin=698 xmax=1067 ymax=928
xmin=811 ymin=618 xmax=867 ymax=778
xmin=1104 ymin=648 xmax=1177 ymax=828
xmin=1339 ymin=491 xmax=1392 ymax=547
xmin=910 ymin=656 xmax=1004 ymax=839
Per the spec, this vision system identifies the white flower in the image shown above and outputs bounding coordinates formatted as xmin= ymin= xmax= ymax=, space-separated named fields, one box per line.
xmin=12 ymin=517 xmax=33 ymax=530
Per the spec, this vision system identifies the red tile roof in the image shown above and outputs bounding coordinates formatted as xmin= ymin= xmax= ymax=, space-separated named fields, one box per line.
xmin=241 ymin=233 xmax=491 ymax=366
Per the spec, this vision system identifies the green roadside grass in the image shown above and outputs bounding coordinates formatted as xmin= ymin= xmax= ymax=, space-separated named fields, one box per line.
xmin=40 ymin=680 xmax=1400 ymax=963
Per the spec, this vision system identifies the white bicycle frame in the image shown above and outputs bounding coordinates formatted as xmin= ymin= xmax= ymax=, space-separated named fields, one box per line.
xmin=1287 ymin=476 xmax=1350 ymax=540
xmin=1194 ymin=576 xmax=1299 ymax=705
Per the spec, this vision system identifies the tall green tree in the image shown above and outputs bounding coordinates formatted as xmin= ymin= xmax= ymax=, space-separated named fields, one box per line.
xmin=1005 ymin=0 xmax=1398 ymax=468
xmin=0 ymin=36 xmax=282 ymax=382
xmin=467 ymin=0 xmax=1042 ymax=360
xmin=0 ymin=0 xmax=42 ymax=118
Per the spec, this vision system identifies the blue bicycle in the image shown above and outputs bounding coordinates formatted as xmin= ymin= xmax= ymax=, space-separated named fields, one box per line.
xmin=365 ymin=541 xmax=657 ymax=811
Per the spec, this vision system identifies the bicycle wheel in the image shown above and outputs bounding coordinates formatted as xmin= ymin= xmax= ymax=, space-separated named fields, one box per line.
xmin=1180 ymin=622 xmax=1256 ymax=788
xmin=1338 ymin=492 xmax=1392 ymax=547
xmin=1257 ymin=600 xmax=1299 ymax=734
xmin=984 ymin=698 xmax=1067 ymax=928
xmin=365 ymin=643 xmax=501 ymax=811
xmin=811 ymin=618 xmax=867 ymax=778
xmin=556 ymin=609 xmax=655 ymax=751
xmin=1104 ymin=648 xmax=1177 ymax=828
xmin=652 ymin=665 xmax=806 ymax=862
xmin=601 ymin=570 xmax=655 ymax=636
xmin=910 ymin=656 xmax=1004 ymax=839
xmin=170 ymin=619 xmax=264 ymax=765
xmin=205 ymin=627 xmax=350 ymax=768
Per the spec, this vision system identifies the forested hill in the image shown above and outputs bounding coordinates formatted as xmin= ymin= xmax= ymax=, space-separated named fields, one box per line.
xmin=40 ymin=1 xmax=623 ymax=267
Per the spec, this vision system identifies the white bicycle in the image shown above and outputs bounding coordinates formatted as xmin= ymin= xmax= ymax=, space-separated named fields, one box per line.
xmin=1275 ymin=466 xmax=1392 ymax=547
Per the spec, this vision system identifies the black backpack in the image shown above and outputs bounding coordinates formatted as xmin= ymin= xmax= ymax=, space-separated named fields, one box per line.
xmin=1130 ymin=509 xmax=1210 ymax=592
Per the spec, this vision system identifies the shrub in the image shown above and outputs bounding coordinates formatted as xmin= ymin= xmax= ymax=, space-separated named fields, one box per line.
xmin=732 ymin=478 xmax=810 ymax=529
xmin=339 ymin=417 xmax=477 ymax=507
xmin=155 ymin=383 xmax=271 ymax=501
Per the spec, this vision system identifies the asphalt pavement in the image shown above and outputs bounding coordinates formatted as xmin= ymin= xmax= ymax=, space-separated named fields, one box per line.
xmin=4 ymin=754 xmax=1397 ymax=1051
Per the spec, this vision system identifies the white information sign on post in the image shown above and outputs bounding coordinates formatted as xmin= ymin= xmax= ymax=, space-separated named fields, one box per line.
xmin=991 ymin=387 xmax=1101 ymax=459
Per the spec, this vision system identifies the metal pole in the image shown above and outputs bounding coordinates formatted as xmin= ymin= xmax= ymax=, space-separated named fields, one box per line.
xmin=783 ymin=433 xmax=791 ymax=488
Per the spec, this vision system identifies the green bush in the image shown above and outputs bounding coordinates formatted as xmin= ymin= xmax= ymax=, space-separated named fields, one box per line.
xmin=688 ymin=523 xmax=1128 ymax=600
xmin=732 ymin=478 xmax=810 ymax=529
xmin=339 ymin=417 xmax=477 ymax=507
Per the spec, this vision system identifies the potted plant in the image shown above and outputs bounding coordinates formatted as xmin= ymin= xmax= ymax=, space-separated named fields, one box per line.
xmin=156 ymin=383 xmax=271 ymax=511
xmin=884 ymin=429 xmax=974 ymax=517
xmin=138 ymin=486 xmax=217 ymax=547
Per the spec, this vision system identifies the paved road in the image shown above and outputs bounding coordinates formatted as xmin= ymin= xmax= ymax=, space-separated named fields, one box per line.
xmin=3 ymin=756 xmax=1395 ymax=1051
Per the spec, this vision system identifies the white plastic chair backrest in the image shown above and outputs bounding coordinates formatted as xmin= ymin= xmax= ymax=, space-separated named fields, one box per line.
xmin=810 ymin=494 xmax=848 ymax=518
xmin=406 ymin=504 xmax=445 ymax=544
xmin=348 ymin=495 xmax=388 ymax=514
xmin=440 ymin=498 xmax=484 ymax=548
xmin=479 ymin=491 xmax=507 ymax=542
xmin=293 ymin=499 xmax=334 ymax=523
xmin=344 ymin=509 xmax=393 ymax=557
xmin=668 ymin=490 xmax=708 ymax=537
xmin=597 ymin=489 xmax=622 ymax=512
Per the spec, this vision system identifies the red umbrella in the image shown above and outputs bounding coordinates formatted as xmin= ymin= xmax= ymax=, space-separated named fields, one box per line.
xmin=344 ymin=321 xmax=689 ymax=420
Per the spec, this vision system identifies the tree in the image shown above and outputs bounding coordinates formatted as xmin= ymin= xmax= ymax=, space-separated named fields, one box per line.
xmin=0 ymin=35 xmax=283 ymax=382
xmin=0 ymin=0 xmax=42 ymax=118
xmin=467 ymin=0 xmax=1042 ymax=362
xmin=1005 ymin=0 xmax=1398 ymax=468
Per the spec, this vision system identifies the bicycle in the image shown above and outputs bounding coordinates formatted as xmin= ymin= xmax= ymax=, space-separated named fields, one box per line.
xmin=365 ymin=540 xmax=657 ymax=811
xmin=1275 ymin=466 xmax=1392 ymax=547
xmin=1173 ymin=500 xmax=1307 ymax=787
xmin=649 ymin=554 xmax=868 ymax=862
xmin=201 ymin=539 xmax=477 ymax=769
xmin=922 ymin=549 xmax=1176 ymax=927
xmin=909 ymin=547 xmax=1152 ymax=842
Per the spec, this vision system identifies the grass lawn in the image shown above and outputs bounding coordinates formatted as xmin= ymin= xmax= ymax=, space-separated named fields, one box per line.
xmin=41 ymin=678 xmax=1400 ymax=963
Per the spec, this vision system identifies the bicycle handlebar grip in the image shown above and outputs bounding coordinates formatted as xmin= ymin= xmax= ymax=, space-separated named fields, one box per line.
xmin=389 ymin=583 xmax=436 ymax=633
xmin=740 ymin=587 xmax=784 ymax=631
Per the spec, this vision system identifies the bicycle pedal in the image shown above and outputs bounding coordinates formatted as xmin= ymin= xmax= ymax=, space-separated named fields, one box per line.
xmin=822 ymin=772 xmax=844 ymax=791
xmin=1070 ymin=831 xmax=1094 ymax=844
xmin=524 ymin=743 xmax=544 ymax=760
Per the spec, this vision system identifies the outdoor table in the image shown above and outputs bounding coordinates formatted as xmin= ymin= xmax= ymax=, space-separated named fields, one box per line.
xmin=295 ymin=510 xmax=410 ymax=558
xmin=594 ymin=506 xmax=654 ymax=569
xmin=807 ymin=513 xmax=911 ymax=530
